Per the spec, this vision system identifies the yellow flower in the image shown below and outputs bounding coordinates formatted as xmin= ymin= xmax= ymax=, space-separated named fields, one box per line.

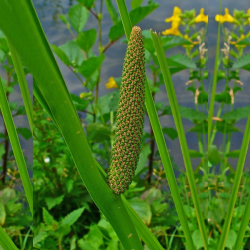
xmin=230 ymin=34 xmax=246 ymax=49
xmin=165 ymin=7 xmax=182 ymax=23
xmin=183 ymin=34 xmax=199 ymax=48
xmin=195 ymin=8 xmax=208 ymax=23
xmin=106 ymin=77 xmax=119 ymax=89
xmin=162 ymin=6 xmax=182 ymax=36
xmin=215 ymin=8 xmax=234 ymax=23
xmin=162 ymin=21 xmax=180 ymax=36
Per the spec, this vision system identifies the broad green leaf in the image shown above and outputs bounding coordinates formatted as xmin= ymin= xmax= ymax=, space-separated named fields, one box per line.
xmin=87 ymin=123 xmax=110 ymax=142
xmin=197 ymin=91 xmax=208 ymax=104
xmin=0 ymin=203 xmax=6 ymax=226
xmin=135 ymin=144 xmax=151 ymax=176
xmin=78 ymin=54 xmax=105 ymax=79
xmin=184 ymin=205 xmax=196 ymax=219
xmin=16 ymin=127 xmax=32 ymax=140
xmin=189 ymin=121 xmax=208 ymax=133
xmin=43 ymin=207 xmax=54 ymax=226
xmin=108 ymin=89 xmax=119 ymax=111
xmin=216 ymin=121 xmax=240 ymax=134
xmin=192 ymin=230 xmax=204 ymax=250
xmin=233 ymin=205 xmax=246 ymax=218
xmin=66 ymin=179 xmax=74 ymax=193
xmin=0 ymin=188 xmax=16 ymax=205
xmin=76 ymin=29 xmax=97 ymax=52
xmin=167 ymin=54 xmax=196 ymax=69
xmin=33 ymin=231 xmax=49 ymax=245
xmin=225 ymin=150 xmax=240 ymax=158
xmin=45 ymin=195 xmax=65 ymax=210
xmin=225 ymin=230 xmax=237 ymax=249
xmin=162 ymin=36 xmax=192 ymax=51
xmin=51 ymin=44 xmax=71 ymax=66
xmin=61 ymin=207 xmax=85 ymax=226
xmin=70 ymin=93 xmax=89 ymax=111
xmin=215 ymin=91 xmax=231 ymax=104
xmin=78 ymin=239 xmax=96 ymax=250
xmin=86 ymin=224 xmax=104 ymax=248
xmin=162 ymin=127 xmax=178 ymax=140
xmin=58 ymin=14 xmax=68 ymax=24
xmin=232 ymin=54 xmax=250 ymax=71
xmin=222 ymin=105 xmax=250 ymax=122
xmin=68 ymin=4 xmax=89 ymax=33
xmin=208 ymin=145 xmax=221 ymax=165
xmin=59 ymin=40 xmax=85 ymax=66
xmin=131 ymin=0 xmax=143 ymax=9
xmin=76 ymin=0 xmax=95 ymax=9
xmin=109 ymin=2 xmax=159 ymax=41
xmin=105 ymin=0 xmax=119 ymax=24
xmin=179 ymin=106 xmax=206 ymax=121
xmin=189 ymin=150 xmax=203 ymax=158
xmin=128 ymin=197 xmax=152 ymax=225
xmin=143 ymin=187 xmax=162 ymax=205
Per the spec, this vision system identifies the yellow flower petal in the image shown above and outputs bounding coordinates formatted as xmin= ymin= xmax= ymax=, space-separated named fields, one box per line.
xmin=173 ymin=6 xmax=182 ymax=15
xmin=195 ymin=8 xmax=208 ymax=23
xmin=106 ymin=77 xmax=119 ymax=89
xmin=215 ymin=8 xmax=234 ymax=23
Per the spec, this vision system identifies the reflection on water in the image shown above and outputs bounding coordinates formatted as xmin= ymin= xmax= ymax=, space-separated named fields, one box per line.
xmin=32 ymin=0 xmax=250 ymax=169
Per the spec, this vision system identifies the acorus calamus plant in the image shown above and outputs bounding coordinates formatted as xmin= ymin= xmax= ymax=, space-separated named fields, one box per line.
xmin=107 ymin=26 xmax=146 ymax=194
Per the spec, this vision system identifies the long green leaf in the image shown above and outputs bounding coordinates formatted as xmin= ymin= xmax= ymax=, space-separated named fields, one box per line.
xmin=7 ymin=40 xmax=33 ymax=134
xmin=151 ymin=31 xmax=208 ymax=250
xmin=0 ymin=76 xmax=33 ymax=214
xmin=217 ymin=111 xmax=250 ymax=250
xmin=0 ymin=1 xmax=143 ymax=249
xmin=208 ymin=5 xmax=221 ymax=144
xmin=0 ymin=226 xmax=19 ymax=250
xmin=234 ymin=193 xmax=250 ymax=249
xmin=115 ymin=1 xmax=195 ymax=249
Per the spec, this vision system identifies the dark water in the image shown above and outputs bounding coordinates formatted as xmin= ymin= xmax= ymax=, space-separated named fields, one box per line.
xmin=1 ymin=0 xmax=250 ymax=171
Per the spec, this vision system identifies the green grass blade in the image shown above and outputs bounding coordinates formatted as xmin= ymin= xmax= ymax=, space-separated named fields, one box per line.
xmin=217 ymin=113 xmax=250 ymax=250
xmin=144 ymin=83 xmax=195 ymax=250
xmin=151 ymin=31 xmax=208 ymax=250
xmin=0 ymin=76 xmax=33 ymax=215
xmin=115 ymin=1 xmax=195 ymax=249
xmin=115 ymin=0 xmax=132 ymax=39
xmin=33 ymin=79 xmax=56 ymax=124
xmin=234 ymin=193 xmax=250 ymax=249
xmin=0 ymin=226 xmax=19 ymax=250
xmin=7 ymin=40 xmax=33 ymax=134
xmin=0 ymin=1 xmax=143 ymax=249
xmin=208 ymin=4 xmax=221 ymax=144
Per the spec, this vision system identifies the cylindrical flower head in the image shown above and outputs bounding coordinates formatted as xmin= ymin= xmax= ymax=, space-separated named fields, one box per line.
xmin=107 ymin=26 xmax=145 ymax=194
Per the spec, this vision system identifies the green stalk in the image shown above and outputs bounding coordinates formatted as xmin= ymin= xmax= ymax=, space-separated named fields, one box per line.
xmin=151 ymin=31 xmax=208 ymax=250
xmin=233 ymin=191 xmax=250 ymax=249
xmin=0 ymin=226 xmax=19 ymax=250
xmin=208 ymin=2 xmax=221 ymax=144
xmin=217 ymin=111 xmax=250 ymax=250
xmin=7 ymin=40 xmax=33 ymax=134
xmin=0 ymin=76 xmax=33 ymax=215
